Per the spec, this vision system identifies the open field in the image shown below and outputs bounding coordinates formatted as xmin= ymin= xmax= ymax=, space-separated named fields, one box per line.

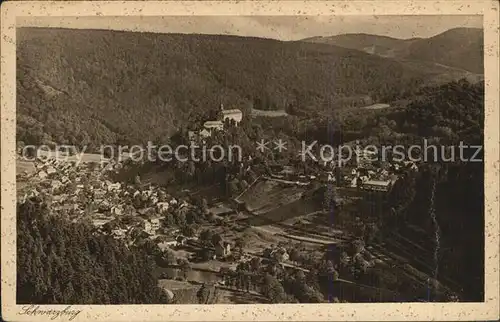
xmin=223 ymin=226 xmax=289 ymax=254
xmin=237 ymin=179 xmax=309 ymax=213
xmin=252 ymin=225 xmax=338 ymax=245
xmin=36 ymin=150 xmax=105 ymax=163
xmin=16 ymin=159 xmax=36 ymax=175
xmin=158 ymin=279 xmax=197 ymax=291
xmin=241 ymin=195 xmax=323 ymax=227
xmin=362 ymin=103 xmax=391 ymax=110
xmin=251 ymin=108 xmax=289 ymax=117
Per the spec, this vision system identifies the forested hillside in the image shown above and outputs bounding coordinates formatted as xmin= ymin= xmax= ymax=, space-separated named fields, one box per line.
xmin=17 ymin=27 xmax=476 ymax=149
xmin=403 ymin=28 xmax=484 ymax=74
xmin=385 ymin=79 xmax=484 ymax=300
xmin=303 ymin=33 xmax=415 ymax=56
xmin=303 ymin=28 xmax=484 ymax=73
xmin=17 ymin=198 xmax=171 ymax=304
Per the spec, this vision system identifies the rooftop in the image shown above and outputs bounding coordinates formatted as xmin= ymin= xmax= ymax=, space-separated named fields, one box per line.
xmin=208 ymin=204 xmax=235 ymax=216
xmin=222 ymin=109 xmax=242 ymax=114
xmin=363 ymin=180 xmax=392 ymax=186
xmin=203 ymin=121 xmax=224 ymax=128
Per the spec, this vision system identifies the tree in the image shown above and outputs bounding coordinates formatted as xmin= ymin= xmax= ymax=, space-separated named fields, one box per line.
xmin=201 ymin=248 xmax=215 ymax=261
xmin=364 ymin=223 xmax=379 ymax=243
xmin=306 ymin=268 xmax=320 ymax=290
xmin=350 ymin=239 xmax=365 ymax=256
xmin=340 ymin=251 xmax=349 ymax=268
xmin=211 ymin=233 xmax=223 ymax=247
xmin=197 ymin=283 xmax=218 ymax=304
xmin=175 ymin=211 xmax=187 ymax=227
xmin=219 ymin=267 xmax=234 ymax=286
xmin=234 ymin=238 xmax=246 ymax=253
xmin=303 ymin=285 xmax=325 ymax=303
xmin=182 ymin=224 xmax=197 ymax=237
xmin=187 ymin=161 xmax=196 ymax=178
xmin=332 ymin=269 xmax=340 ymax=281
xmin=164 ymin=212 xmax=176 ymax=226
xmin=262 ymin=274 xmax=286 ymax=303
xmin=199 ymin=229 xmax=214 ymax=246
xmin=162 ymin=250 xmax=177 ymax=266
xmin=17 ymin=141 xmax=26 ymax=154
xmin=295 ymin=270 xmax=306 ymax=282
xmin=17 ymin=199 xmax=170 ymax=304
xmin=201 ymin=198 xmax=209 ymax=215
xmin=249 ymin=257 xmax=261 ymax=272
xmin=177 ymin=258 xmax=192 ymax=280
xmin=289 ymin=248 xmax=302 ymax=264
xmin=143 ymin=239 xmax=161 ymax=257
xmin=263 ymin=247 xmax=273 ymax=259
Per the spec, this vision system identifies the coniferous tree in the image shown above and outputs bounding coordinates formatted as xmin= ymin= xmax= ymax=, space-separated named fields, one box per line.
xmin=17 ymin=199 xmax=171 ymax=304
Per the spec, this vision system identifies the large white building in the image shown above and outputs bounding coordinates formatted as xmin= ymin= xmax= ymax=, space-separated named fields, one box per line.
xmin=221 ymin=104 xmax=243 ymax=124
xmin=203 ymin=120 xmax=224 ymax=131
xmin=361 ymin=179 xmax=392 ymax=192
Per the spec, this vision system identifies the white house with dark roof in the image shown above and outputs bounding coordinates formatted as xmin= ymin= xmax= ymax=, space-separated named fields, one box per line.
xmin=203 ymin=120 xmax=224 ymax=131
xmin=199 ymin=128 xmax=212 ymax=139
xmin=222 ymin=110 xmax=243 ymax=124
xmin=220 ymin=103 xmax=243 ymax=124
xmin=193 ymin=121 xmax=224 ymax=140
xmin=361 ymin=179 xmax=393 ymax=192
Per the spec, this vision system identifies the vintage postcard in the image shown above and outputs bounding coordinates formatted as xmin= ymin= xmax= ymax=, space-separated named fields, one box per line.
xmin=1 ymin=0 xmax=499 ymax=321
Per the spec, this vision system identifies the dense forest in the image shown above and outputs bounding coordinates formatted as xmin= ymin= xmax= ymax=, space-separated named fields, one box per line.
xmin=384 ymin=79 xmax=484 ymax=300
xmin=17 ymin=27 xmax=478 ymax=149
xmin=17 ymin=198 xmax=171 ymax=304
xmin=245 ymin=78 xmax=484 ymax=150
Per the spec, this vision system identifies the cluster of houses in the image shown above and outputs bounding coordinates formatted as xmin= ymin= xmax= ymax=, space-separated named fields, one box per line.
xmin=264 ymin=142 xmax=419 ymax=195
xmin=321 ymin=147 xmax=419 ymax=193
xmin=17 ymin=156 xmax=207 ymax=251
xmin=335 ymin=166 xmax=398 ymax=192
xmin=265 ymin=246 xmax=290 ymax=263
xmin=19 ymin=157 xmax=107 ymax=203
xmin=86 ymin=183 xmax=206 ymax=249
xmin=18 ymin=152 xmax=252 ymax=272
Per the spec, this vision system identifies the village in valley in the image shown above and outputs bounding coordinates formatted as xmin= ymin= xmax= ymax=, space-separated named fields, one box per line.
xmin=13 ymin=13 xmax=486 ymax=308
xmin=16 ymin=101 xmax=435 ymax=304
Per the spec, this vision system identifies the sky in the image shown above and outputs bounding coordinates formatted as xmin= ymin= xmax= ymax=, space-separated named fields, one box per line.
xmin=17 ymin=15 xmax=483 ymax=40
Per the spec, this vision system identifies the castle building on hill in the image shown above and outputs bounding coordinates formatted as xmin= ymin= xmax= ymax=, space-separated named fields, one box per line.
xmin=220 ymin=104 xmax=243 ymax=125
xmin=188 ymin=104 xmax=243 ymax=143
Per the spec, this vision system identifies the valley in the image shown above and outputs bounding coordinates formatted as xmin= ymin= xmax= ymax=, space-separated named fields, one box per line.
xmin=16 ymin=24 xmax=485 ymax=305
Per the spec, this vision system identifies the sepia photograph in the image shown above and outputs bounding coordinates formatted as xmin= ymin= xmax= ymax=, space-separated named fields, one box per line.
xmin=1 ymin=1 xmax=499 ymax=321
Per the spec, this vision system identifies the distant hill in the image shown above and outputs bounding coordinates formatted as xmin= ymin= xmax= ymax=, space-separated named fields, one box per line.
xmin=403 ymin=28 xmax=484 ymax=74
xmin=303 ymin=33 xmax=418 ymax=56
xmin=302 ymin=28 xmax=484 ymax=73
xmin=17 ymin=27 xmax=479 ymax=147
